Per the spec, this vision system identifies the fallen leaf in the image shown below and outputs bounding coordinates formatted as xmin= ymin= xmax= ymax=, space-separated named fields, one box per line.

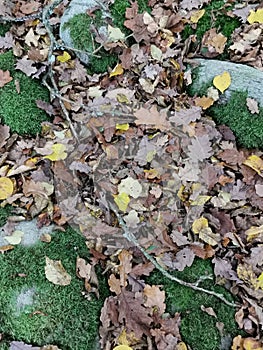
xmin=15 ymin=57 xmax=37 ymax=77
xmin=110 ymin=63 xmax=124 ymax=77
xmin=190 ymin=9 xmax=205 ymax=23
xmin=143 ymin=284 xmax=165 ymax=315
xmin=134 ymin=105 xmax=170 ymax=131
xmin=45 ymin=256 xmax=71 ymax=286
xmin=118 ymin=177 xmax=142 ymax=199
xmin=0 ymin=69 xmax=12 ymax=87
xmin=246 ymin=97 xmax=259 ymax=114
xmin=116 ymin=123 xmax=129 ymax=131
xmin=20 ymin=1 xmax=41 ymax=15
xmin=57 ymin=51 xmax=71 ymax=63
xmin=243 ymin=155 xmax=263 ymax=176
xmin=192 ymin=217 xmax=209 ymax=234
xmin=44 ymin=144 xmax=67 ymax=161
xmin=114 ymin=192 xmax=130 ymax=212
xmin=0 ymin=177 xmax=14 ymax=199
xmin=247 ymin=8 xmax=263 ymax=24
xmin=4 ymin=230 xmax=24 ymax=245
xmin=150 ymin=44 xmax=163 ymax=61
xmin=113 ymin=346 xmax=133 ymax=350
xmin=213 ymin=71 xmax=231 ymax=93
xmin=195 ymin=96 xmax=214 ymax=110
xmin=108 ymin=25 xmax=125 ymax=41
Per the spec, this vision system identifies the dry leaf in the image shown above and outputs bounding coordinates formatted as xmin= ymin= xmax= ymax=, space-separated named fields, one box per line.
xmin=45 ymin=256 xmax=71 ymax=286
xmin=44 ymin=144 xmax=67 ymax=161
xmin=0 ymin=177 xmax=14 ymax=199
xmin=0 ymin=69 xmax=12 ymax=87
xmin=246 ymin=97 xmax=259 ymax=114
xmin=190 ymin=9 xmax=205 ymax=23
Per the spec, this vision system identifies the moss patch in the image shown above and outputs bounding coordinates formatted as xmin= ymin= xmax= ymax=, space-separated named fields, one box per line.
xmin=0 ymin=227 xmax=109 ymax=350
xmin=0 ymin=50 xmax=50 ymax=136
xmin=208 ymin=91 xmax=263 ymax=149
xmin=146 ymin=258 xmax=242 ymax=350
xmin=182 ymin=0 xmax=240 ymax=59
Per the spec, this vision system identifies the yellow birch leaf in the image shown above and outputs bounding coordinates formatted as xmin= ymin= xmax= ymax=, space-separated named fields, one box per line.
xmin=192 ymin=216 xmax=208 ymax=234
xmin=243 ymin=155 xmax=263 ymax=176
xmin=176 ymin=342 xmax=188 ymax=350
xmin=247 ymin=8 xmax=263 ymax=24
xmin=0 ymin=177 xmax=14 ymax=200
xmin=116 ymin=123 xmax=129 ymax=131
xmin=45 ymin=256 xmax=71 ymax=286
xmin=243 ymin=337 xmax=263 ymax=350
xmin=113 ymin=346 xmax=133 ymax=350
xmin=57 ymin=51 xmax=71 ymax=63
xmin=190 ymin=195 xmax=211 ymax=206
xmin=213 ymin=71 xmax=231 ymax=93
xmin=114 ymin=192 xmax=130 ymax=212
xmin=110 ymin=63 xmax=124 ymax=77
xmin=190 ymin=9 xmax=205 ymax=23
xmin=44 ymin=143 xmax=67 ymax=161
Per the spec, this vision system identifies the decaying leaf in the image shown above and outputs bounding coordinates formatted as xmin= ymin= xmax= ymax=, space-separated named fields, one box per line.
xmin=4 ymin=230 xmax=24 ymax=245
xmin=118 ymin=177 xmax=142 ymax=199
xmin=45 ymin=256 xmax=71 ymax=286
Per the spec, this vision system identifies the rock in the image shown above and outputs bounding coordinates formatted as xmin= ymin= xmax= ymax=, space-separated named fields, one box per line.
xmin=187 ymin=59 xmax=263 ymax=106
xmin=59 ymin=0 xmax=108 ymax=65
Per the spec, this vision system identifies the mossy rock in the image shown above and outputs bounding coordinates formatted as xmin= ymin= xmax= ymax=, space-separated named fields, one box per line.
xmin=59 ymin=0 xmax=150 ymax=73
xmin=187 ymin=59 xmax=263 ymax=148
xmin=0 ymin=226 xmax=109 ymax=349
xmin=0 ymin=51 xmax=50 ymax=136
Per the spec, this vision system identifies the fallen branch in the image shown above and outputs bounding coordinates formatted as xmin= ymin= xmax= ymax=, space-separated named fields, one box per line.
xmin=109 ymin=202 xmax=239 ymax=308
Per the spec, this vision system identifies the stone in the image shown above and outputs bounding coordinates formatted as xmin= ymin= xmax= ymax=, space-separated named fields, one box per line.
xmin=188 ymin=59 xmax=263 ymax=106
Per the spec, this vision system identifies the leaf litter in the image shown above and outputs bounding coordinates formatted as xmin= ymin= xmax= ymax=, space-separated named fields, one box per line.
xmin=0 ymin=0 xmax=263 ymax=348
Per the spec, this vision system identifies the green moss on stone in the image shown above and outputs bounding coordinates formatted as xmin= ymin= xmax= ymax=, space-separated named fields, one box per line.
xmin=0 ymin=51 xmax=50 ymax=136
xmin=0 ymin=205 xmax=13 ymax=227
xmin=0 ymin=226 xmax=109 ymax=350
xmin=208 ymin=91 xmax=263 ymax=149
xmin=0 ymin=23 xmax=11 ymax=36
xmin=146 ymin=258 xmax=242 ymax=350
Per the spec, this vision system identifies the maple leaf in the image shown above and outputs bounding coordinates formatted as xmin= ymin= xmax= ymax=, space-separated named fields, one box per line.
xmin=187 ymin=135 xmax=213 ymax=162
xmin=15 ymin=57 xmax=38 ymax=77
xmin=0 ymin=69 xmax=13 ymax=87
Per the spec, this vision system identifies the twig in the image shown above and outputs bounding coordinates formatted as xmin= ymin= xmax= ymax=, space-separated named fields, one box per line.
xmin=109 ymin=202 xmax=238 ymax=308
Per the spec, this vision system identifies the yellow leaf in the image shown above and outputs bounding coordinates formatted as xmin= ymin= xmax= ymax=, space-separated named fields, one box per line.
xmin=57 ymin=51 xmax=71 ymax=63
xmin=247 ymin=8 xmax=263 ymax=24
xmin=192 ymin=216 xmax=208 ymax=234
xmin=243 ymin=155 xmax=263 ymax=176
xmin=243 ymin=337 xmax=263 ymax=350
xmin=256 ymin=272 xmax=263 ymax=290
xmin=0 ymin=177 xmax=14 ymax=200
xmin=116 ymin=123 xmax=129 ymax=131
xmin=110 ymin=63 xmax=124 ymax=77
xmin=45 ymin=256 xmax=71 ymax=286
xmin=213 ymin=71 xmax=231 ymax=93
xmin=176 ymin=342 xmax=188 ymax=350
xmin=190 ymin=9 xmax=205 ymax=23
xmin=114 ymin=192 xmax=130 ymax=212
xmin=113 ymin=346 xmax=133 ymax=350
xmin=150 ymin=44 xmax=163 ymax=61
xmin=44 ymin=144 xmax=67 ymax=161
xmin=190 ymin=195 xmax=211 ymax=206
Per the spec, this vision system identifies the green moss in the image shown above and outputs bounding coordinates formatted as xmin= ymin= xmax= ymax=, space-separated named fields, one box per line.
xmin=0 ymin=227 xmax=109 ymax=349
xmin=0 ymin=205 xmax=13 ymax=227
xmin=0 ymin=23 xmax=11 ymax=36
xmin=182 ymin=0 xmax=240 ymax=58
xmin=65 ymin=0 xmax=151 ymax=73
xmin=208 ymin=91 xmax=263 ymax=149
xmin=0 ymin=51 xmax=50 ymax=136
xmin=146 ymin=258 xmax=242 ymax=350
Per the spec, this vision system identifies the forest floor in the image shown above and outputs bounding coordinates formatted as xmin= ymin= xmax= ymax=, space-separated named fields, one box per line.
xmin=0 ymin=1 xmax=263 ymax=350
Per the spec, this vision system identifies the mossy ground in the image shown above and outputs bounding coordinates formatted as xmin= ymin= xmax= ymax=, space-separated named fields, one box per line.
xmin=187 ymin=73 xmax=263 ymax=149
xmin=182 ymin=0 xmax=240 ymax=59
xmin=0 ymin=49 xmax=50 ymax=136
xmin=146 ymin=258 xmax=242 ymax=350
xmin=65 ymin=0 xmax=150 ymax=74
xmin=0 ymin=226 xmax=109 ymax=350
